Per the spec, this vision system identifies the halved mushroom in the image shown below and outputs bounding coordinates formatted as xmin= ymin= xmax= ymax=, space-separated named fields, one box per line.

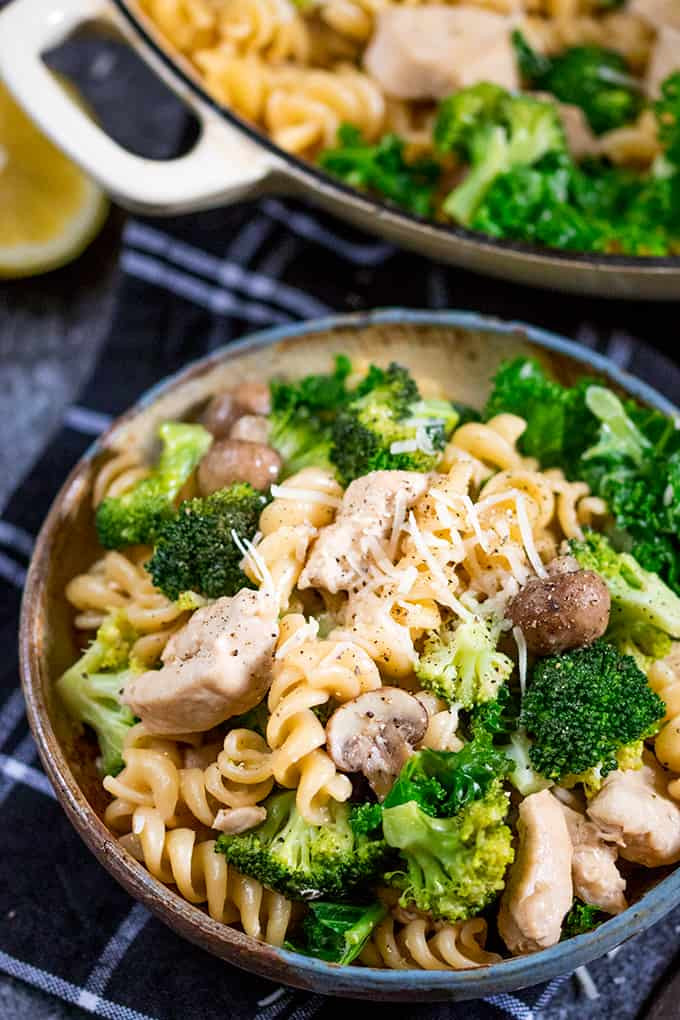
xmin=326 ymin=688 xmax=428 ymax=800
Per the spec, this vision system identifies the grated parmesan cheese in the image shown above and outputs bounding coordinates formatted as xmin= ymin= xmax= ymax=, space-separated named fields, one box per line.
xmin=513 ymin=625 xmax=528 ymax=697
xmin=389 ymin=489 xmax=409 ymax=559
xmin=270 ymin=484 xmax=342 ymax=508
xmin=406 ymin=511 xmax=472 ymax=620
xmin=231 ymin=529 xmax=276 ymax=602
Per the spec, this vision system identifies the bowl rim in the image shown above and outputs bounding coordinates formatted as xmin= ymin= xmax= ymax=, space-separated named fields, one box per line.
xmin=114 ymin=0 xmax=680 ymax=276
xmin=19 ymin=308 xmax=680 ymax=999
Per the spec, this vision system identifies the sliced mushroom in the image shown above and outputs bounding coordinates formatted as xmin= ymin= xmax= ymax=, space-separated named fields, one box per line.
xmin=198 ymin=438 xmax=282 ymax=495
xmin=326 ymin=688 xmax=428 ymax=800
xmin=507 ymin=568 xmax=610 ymax=656
xmin=213 ymin=805 xmax=267 ymax=834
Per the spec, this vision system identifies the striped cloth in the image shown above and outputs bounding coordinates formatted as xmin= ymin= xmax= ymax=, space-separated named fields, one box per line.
xmin=1 ymin=195 xmax=679 ymax=1020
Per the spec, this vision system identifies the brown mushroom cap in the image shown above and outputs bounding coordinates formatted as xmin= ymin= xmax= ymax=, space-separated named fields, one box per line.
xmin=508 ymin=567 xmax=611 ymax=656
xmin=326 ymin=688 xmax=428 ymax=800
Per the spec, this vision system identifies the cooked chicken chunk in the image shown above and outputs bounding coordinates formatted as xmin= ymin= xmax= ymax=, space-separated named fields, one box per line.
xmin=123 ymin=589 xmax=278 ymax=734
xmin=498 ymin=790 xmax=573 ymax=955
xmin=645 ymin=25 xmax=680 ymax=97
xmin=298 ymin=470 xmax=429 ymax=594
xmin=629 ymin=0 xmax=680 ymax=30
xmin=363 ymin=6 xmax=519 ymax=101
xmin=560 ymin=801 xmax=627 ymax=915
xmin=587 ymin=755 xmax=680 ymax=868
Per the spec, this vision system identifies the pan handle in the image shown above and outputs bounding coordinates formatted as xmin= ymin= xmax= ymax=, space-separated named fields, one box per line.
xmin=0 ymin=0 xmax=280 ymax=214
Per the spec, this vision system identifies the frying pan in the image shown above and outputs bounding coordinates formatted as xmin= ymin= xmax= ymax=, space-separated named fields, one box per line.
xmin=1 ymin=0 xmax=679 ymax=299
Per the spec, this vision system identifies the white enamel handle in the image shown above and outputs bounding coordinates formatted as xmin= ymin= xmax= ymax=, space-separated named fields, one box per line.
xmin=0 ymin=0 xmax=279 ymax=214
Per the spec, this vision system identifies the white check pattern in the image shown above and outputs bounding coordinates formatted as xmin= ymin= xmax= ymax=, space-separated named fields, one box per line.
xmin=0 ymin=197 xmax=657 ymax=1020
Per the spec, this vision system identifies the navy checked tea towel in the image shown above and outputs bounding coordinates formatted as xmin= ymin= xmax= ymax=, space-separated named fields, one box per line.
xmin=1 ymin=194 xmax=680 ymax=1020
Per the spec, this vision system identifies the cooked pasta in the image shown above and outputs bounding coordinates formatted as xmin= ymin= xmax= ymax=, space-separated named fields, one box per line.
xmin=138 ymin=0 xmax=678 ymax=255
xmin=59 ymin=353 xmax=680 ymax=966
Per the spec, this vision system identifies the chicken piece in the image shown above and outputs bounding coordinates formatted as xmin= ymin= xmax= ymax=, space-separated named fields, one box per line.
xmin=559 ymin=801 xmax=627 ymax=915
xmin=645 ymin=25 xmax=680 ymax=97
xmin=559 ymin=103 xmax=602 ymax=160
xmin=587 ymin=754 xmax=680 ymax=867
xmin=363 ymin=6 xmax=519 ymax=102
xmin=498 ymin=790 xmax=573 ymax=955
xmin=629 ymin=0 xmax=680 ymax=30
xmin=123 ymin=589 xmax=278 ymax=734
xmin=298 ymin=470 xmax=429 ymax=594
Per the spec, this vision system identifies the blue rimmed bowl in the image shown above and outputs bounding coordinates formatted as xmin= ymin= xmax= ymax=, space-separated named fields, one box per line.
xmin=19 ymin=309 xmax=680 ymax=1000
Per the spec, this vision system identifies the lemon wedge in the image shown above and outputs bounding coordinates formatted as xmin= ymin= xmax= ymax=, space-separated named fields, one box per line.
xmin=0 ymin=79 xmax=108 ymax=278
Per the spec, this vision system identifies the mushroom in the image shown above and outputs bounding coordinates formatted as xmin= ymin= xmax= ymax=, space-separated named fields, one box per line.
xmin=198 ymin=438 xmax=282 ymax=494
xmin=326 ymin=688 xmax=428 ymax=799
xmin=213 ymin=805 xmax=267 ymax=834
xmin=229 ymin=414 xmax=271 ymax=445
xmin=507 ymin=567 xmax=611 ymax=656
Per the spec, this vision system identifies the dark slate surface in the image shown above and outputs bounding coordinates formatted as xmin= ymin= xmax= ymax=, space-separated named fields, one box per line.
xmin=1 ymin=23 xmax=679 ymax=1020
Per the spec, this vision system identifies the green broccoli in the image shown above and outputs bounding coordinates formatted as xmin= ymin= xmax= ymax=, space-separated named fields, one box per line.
xmin=654 ymin=71 xmax=680 ymax=174
xmin=287 ymin=900 xmax=387 ymax=965
xmin=513 ymin=32 xmax=642 ymax=135
xmin=416 ymin=616 xmax=514 ymax=709
xmin=147 ymin=482 xmax=267 ymax=600
xmin=268 ymin=355 xmax=351 ymax=477
xmin=520 ymin=641 xmax=666 ymax=785
xmin=215 ymin=791 xmax=393 ymax=901
xmin=501 ymin=730 xmax=552 ymax=797
xmin=382 ymin=781 xmax=514 ymax=922
xmin=329 ymin=362 xmax=458 ymax=484
xmin=349 ymin=802 xmax=383 ymax=837
xmin=435 ymin=84 xmax=566 ymax=225
xmin=56 ymin=612 xmax=140 ymax=776
xmin=318 ymin=125 xmax=442 ymax=217
xmin=562 ymin=900 xmax=607 ymax=939
xmin=95 ymin=422 xmax=212 ymax=549
xmin=570 ymin=532 xmax=680 ymax=640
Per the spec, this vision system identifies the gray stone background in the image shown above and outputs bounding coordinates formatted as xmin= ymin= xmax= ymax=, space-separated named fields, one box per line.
xmin=1 ymin=21 xmax=679 ymax=1020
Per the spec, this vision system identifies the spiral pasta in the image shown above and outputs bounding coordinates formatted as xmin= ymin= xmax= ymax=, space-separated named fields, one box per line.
xmin=260 ymin=613 xmax=382 ymax=822
xmin=65 ymin=551 xmax=189 ymax=665
xmin=359 ymin=915 xmax=502 ymax=969
xmin=648 ymin=644 xmax=680 ymax=795
xmin=247 ymin=467 xmax=344 ymax=609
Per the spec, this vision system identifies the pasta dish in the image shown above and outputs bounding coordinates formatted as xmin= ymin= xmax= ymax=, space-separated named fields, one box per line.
xmin=59 ymin=352 xmax=680 ymax=969
xmin=136 ymin=0 xmax=680 ymax=256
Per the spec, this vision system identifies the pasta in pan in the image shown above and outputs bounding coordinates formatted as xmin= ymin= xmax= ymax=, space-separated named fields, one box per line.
xmin=58 ymin=352 xmax=680 ymax=966
xmin=137 ymin=0 xmax=679 ymax=256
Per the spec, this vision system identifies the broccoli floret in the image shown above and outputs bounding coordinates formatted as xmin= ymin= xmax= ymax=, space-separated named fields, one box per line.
xmin=318 ymin=125 xmax=441 ymax=217
xmin=435 ymin=85 xmax=566 ymax=225
xmin=268 ymin=356 xmax=351 ymax=477
xmin=513 ymin=32 xmax=642 ymax=135
xmin=287 ymin=900 xmax=387 ymax=965
xmin=502 ymin=730 xmax=552 ymax=797
xmin=349 ymin=802 xmax=383 ymax=837
xmin=215 ymin=791 xmax=392 ymax=901
xmin=416 ymin=616 xmax=514 ymax=709
xmin=562 ymin=900 xmax=607 ymax=939
xmin=520 ymin=641 xmax=666 ymax=784
xmin=330 ymin=362 xmax=458 ymax=484
xmin=57 ymin=612 xmax=140 ymax=776
xmin=382 ymin=781 xmax=514 ymax=922
xmin=147 ymin=482 xmax=267 ymax=600
xmin=95 ymin=422 xmax=212 ymax=549
xmin=570 ymin=532 xmax=680 ymax=640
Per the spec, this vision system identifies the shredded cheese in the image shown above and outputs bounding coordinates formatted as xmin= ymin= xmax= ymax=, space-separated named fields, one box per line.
xmin=406 ymin=511 xmax=472 ymax=620
xmin=270 ymin=485 xmax=342 ymax=508
xmin=231 ymin=529 xmax=276 ymax=602
xmin=514 ymin=491 xmax=548 ymax=578
xmin=389 ymin=489 xmax=409 ymax=559
xmin=275 ymin=617 xmax=319 ymax=659
xmin=415 ymin=424 xmax=436 ymax=456
xmin=513 ymin=625 xmax=527 ymax=697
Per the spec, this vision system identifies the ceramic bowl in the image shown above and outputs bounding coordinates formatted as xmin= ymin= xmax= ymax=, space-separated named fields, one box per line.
xmin=19 ymin=310 xmax=680 ymax=1000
